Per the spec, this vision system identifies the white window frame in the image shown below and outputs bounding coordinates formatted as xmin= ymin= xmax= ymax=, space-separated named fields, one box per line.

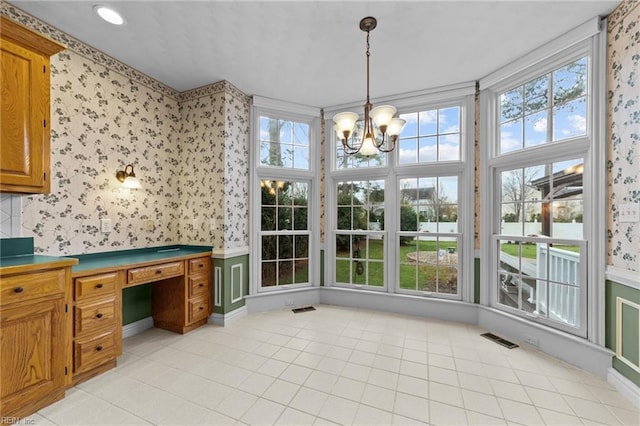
xmin=249 ymin=96 xmax=321 ymax=295
xmin=325 ymin=84 xmax=476 ymax=302
xmin=480 ymin=18 xmax=606 ymax=342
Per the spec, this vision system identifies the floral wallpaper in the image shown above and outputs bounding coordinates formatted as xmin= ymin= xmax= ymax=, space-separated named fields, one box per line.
xmin=221 ymin=89 xmax=250 ymax=249
xmin=606 ymin=0 xmax=640 ymax=272
xmin=21 ymin=50 xmax=181 ymax=255
xmin=1 ymin=2 xmax=251 ymax=255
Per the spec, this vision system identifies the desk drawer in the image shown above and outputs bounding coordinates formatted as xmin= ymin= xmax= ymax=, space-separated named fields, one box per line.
xmin=188 ymin=296 xmax=209 ymax=323
xmin=75 ymin=273 xmax=117 ymax=301
xmin=127 ymin=261 xmax=184 ymax=285
xmin=188 ymin=275 xmax=209 ymax=298
xmin=188 ymin=257 xmax=210 ymax=274
xmin=1 ymin=269 xmax=65 ymax=305
xmin=75 ymin=297 xmax=117 ymax=336
xmin=74 ymin=330 xmax=117 ymax=374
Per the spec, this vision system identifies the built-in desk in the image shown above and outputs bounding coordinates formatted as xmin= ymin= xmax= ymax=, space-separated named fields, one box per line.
xmin=70 ymin=246 xmax=212 ymax=384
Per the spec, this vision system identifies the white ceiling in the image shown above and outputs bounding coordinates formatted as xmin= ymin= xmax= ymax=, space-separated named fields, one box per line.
xmin=8 ymin=0 xmax=618 ymax=108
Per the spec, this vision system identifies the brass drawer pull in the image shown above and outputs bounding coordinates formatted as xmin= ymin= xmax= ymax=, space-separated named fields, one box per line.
xmin=96 ymin=313 xmax=103 ymax=319
xmin=199 ymin=283 xmax=204 ymax=287
xmin=199 ymin=306 xmax=204 ymax=310
xmin=155 ymin=270 xmax=162 ymax=274
xmin=14 ymin=287 xmax=24 ymax=293
xmin=199 ymin=264 xmax=203 ymax=268
xmin=96 ymin=345 xmax=103 ymax=352
xmin=96 ymin=283 xmax=103 ymax=289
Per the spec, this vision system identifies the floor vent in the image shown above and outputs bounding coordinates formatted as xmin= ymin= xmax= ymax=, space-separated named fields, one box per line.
xmin=292 ymin=306 xmax=316 ymax=313
xmin=481 ymin=332 xmax=519 ymax=349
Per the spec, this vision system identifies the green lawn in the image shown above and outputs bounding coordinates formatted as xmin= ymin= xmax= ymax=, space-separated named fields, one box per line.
xmin=500 ymin=243 xmax=580 ymax=259
xmin=336 ymin=239 xmax=458 ymax=293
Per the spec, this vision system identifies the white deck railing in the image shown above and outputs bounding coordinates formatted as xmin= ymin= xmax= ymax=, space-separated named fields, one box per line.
xmin=535 ymin=244 xmax=580 ymax=326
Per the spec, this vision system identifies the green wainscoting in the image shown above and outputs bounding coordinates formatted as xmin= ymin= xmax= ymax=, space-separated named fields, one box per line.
xmin=320 ymin=249 xmax=325 ymax=286
xmin=605 ymin=279 xmax=640 ymax=386
xmin=474 ymin=257 xmax=480 ymax=304
xmin=122 ymin=284 xmax=152 ymax=325
xmin=212 ymin=254 xmax=249 ymax=315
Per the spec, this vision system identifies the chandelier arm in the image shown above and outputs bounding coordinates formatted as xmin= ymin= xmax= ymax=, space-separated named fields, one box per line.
xmin=376 ymin=134 xmax=398 ymax=153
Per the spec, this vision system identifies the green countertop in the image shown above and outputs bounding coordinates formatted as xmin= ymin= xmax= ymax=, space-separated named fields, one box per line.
xmin=0 ymin=243 xmax=211 ymax=274
xmin=0 ymin=254 xmax=77 ymax=269
xmin=71 ymin=245 xmax=212 ymax=273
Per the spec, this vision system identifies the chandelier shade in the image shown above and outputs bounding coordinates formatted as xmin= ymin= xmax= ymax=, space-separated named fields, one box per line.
xmin=333 ymin=17 xmax=406 ymax=156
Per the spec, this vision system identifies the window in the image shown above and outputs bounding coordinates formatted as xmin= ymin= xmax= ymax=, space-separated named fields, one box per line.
xmin=259 ymin=117 xmax=310 ymax=169
xmin=251 ymin=98 xmax=319 ymax=293
xmin=334 ymin=180 xmax=385 ymax=288
xmin=260 ymin=181 xmax=310 ymax=287
xmin=482 ymin=31 xmax=603 ymax=338
xmin=398 ymin=176 xmax=460 ymax=297
xmin=398 ymin=107 xmax=461 ymax=164
xmin=499 ymin=57 xmax=587 ymax=154
xmin=327 ymin=88 xmax=474 ymax=300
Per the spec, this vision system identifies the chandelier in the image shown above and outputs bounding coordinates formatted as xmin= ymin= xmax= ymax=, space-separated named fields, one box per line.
xmin=333 ymin=17 xmax=406 ymax=157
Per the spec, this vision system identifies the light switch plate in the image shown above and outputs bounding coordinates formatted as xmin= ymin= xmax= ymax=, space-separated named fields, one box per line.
xmin=100 ymin=218 xmax=112 ymax=233
xmin=619 ymin=203 xmax=639 ymax=223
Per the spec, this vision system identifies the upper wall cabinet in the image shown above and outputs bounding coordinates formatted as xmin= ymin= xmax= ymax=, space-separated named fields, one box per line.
xmin=1 ymin=17 xmax=64 ymax=194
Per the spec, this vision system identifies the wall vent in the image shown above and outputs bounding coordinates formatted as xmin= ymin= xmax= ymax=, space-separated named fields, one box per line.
xmin=481 ymin=332 xmax=519 ymax=349
xmin=292 ymin=306 xmax=316 ymax=314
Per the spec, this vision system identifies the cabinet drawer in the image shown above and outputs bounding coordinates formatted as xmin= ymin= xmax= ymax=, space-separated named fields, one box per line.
xmin=74 ymin=297 xmax=117 ymax=336
xmin=75 ymin=273 xmax=117 ymax=301
xmin=188 ymin=257 xmax=210 ymax=274
xmin=128 ymin=261 xmax=184 ymax=285
xmin=0 ymin=269 xmax=65 ymax=305
xmin=73 ymin=331 xmax=117 ymax=374
xmin=188 ymin=275 xmax=209 ymax=298
xmin=188 ymin=296 xmax=209 ymax=323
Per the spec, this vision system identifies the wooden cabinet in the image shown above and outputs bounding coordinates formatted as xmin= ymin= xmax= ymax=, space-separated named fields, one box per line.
xmin=0 ymin=261 xmax=75 ymax=420
xmin=71 ymin=272 xmax=122 ymax=384
xmin=152 ymin=256 xmax=211 ymax=334
xmin=0 ymin=17 xmax=64 ymax=194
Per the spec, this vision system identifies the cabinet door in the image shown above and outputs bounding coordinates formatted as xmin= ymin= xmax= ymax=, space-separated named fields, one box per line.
xmin=0 ymin=296 xmax=66 ymax=418
xmin=0 ymin=38 xmax=47 ymax=192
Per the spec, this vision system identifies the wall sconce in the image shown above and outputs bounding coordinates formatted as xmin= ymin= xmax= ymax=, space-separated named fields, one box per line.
xmin=115 ymin=164 xmax=142 ymax=189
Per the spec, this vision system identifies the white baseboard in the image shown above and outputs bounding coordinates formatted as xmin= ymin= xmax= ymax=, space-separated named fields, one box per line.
xmin=608 ymin=367 xmax=640 ymax=408
xmin=210 ymin=306 xmax=248 ymax=326
xmin=122 ymin=316 xmax=154 ymax=339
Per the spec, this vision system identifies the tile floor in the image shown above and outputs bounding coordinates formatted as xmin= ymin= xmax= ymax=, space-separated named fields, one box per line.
xmin=28 ymin=305 xmax=639 ymax=425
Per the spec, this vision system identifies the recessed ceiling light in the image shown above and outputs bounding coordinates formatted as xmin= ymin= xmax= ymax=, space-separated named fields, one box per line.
xmin=94 ymin=5 xmax=125 ymax=25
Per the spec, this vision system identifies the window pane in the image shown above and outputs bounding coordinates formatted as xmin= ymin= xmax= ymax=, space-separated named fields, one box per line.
xmin=438 ymin=134 xmax=459 ymax=161
xmin=418 ymin=136 xmax=437 ymax=162
xmin=524 ymin=75 xmax=549 ymax=114
xmin=278 ymin=235 xmax=293 ymax=259
xmin=553 ymin=58 xmax=587 ymax=104
xmin=262 ymin=262 xmax=276 ymax=287
xmin=295 ymin=235 xmax=309 ymax=258
xmin=293 ymin=146 xmax=309 ymax=169
xmin=278 ymin=207 xmax=292 ymax=230
xmin=261 ymin=207 xmax=276 ymax=231
xmin=500 ymin=87 xmax=523 ymax=122
xmin=262 ymin=236 xmax=276 ymax=260
xmin=419 ymin=110 xmax=438 ymax=135
xmin=294 ymin=122 xmax=310 ymax=145
xmin=294 ymin=207 xmax=308 ymax=230
xmin=279 ymin=120 xmax=293 ymax=143
xmin=524 ymin=110 xmax=548 ymax=148
xmin=439 ymin=107 xmax=460 ymax=134
xmin=279 ymin=260 xmax=293 ymax=284
xmin=400 ymin=112 xmax=418 ymax=137
xmin=294 ymin=260 xmax=309 ymax=284
xmin=500 ymin=119 xmax=523 ymax=153
xmin=399 ymin=138 xmax=418 ymax=164
xmin=552 ymin=97 xmax=586 ymax=141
